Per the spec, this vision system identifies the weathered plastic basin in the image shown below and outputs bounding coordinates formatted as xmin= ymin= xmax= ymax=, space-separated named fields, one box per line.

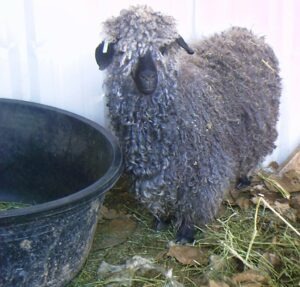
xmin=0 ymin=99 xmax=122 ymax=287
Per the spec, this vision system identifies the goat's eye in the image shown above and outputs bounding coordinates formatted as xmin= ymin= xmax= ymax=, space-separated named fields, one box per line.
xmin=159 ymin=46 xmax=167 ymax=55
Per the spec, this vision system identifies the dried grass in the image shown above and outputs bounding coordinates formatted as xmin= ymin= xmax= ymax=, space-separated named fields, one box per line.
xmin=69 ymin=173 xmax=300 ymax=287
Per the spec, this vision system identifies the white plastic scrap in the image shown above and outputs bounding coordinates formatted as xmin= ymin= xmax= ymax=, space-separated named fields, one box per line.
xmin=97 ymin=255 xmax=184 ymax=287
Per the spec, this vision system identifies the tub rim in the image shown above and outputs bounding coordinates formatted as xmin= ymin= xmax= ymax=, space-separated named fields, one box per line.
xmin=0 ymin=98 xmax=123 ymax=223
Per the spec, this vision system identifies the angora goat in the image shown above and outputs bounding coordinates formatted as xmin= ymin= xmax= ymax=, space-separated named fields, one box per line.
xmin=95 ymin=6 xmax=281 ymax=242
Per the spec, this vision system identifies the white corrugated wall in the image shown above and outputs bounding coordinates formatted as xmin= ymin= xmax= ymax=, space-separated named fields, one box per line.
xmin=0 ymin=0 xmax=299 ymax=164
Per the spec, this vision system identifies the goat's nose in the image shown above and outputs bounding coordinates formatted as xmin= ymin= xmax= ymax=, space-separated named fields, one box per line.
xmin=133 ymin=50 xmax=158 ymax=95
xmin=140 ymin=70 xmax=157 ymax=82
xmin=138 ymin=70 xmax=158 ymax=94
xmin=134 ymin=69 xmax=158 ymax=95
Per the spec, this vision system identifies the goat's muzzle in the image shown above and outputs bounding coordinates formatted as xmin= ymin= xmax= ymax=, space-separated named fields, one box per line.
xmin=133 ymin=51 xmax=158 ymax=95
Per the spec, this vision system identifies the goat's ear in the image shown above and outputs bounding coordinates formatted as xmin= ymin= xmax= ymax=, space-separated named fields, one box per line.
xmin=95 ymin=41 xmax=115 ymax=70
xmin=176 ymin=36 xmax=194 ymax=55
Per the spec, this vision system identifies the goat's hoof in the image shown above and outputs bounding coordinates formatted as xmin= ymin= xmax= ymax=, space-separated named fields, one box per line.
xmin=175 ymin=226 xmax=195 ymax=244
xmin=175 ymin=235 xmax=194 ymax=245
xmin=236 ymin=176 xmax=252 ymax=189
xmin=153 ymin=218 xmax=171 ymax=231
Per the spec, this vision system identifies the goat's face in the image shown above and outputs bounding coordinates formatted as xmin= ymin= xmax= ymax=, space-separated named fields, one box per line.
xmin=95 ymin=6 xmax=194 ymax=95
xmin=132 ymin=50 xmax=158 ymax=95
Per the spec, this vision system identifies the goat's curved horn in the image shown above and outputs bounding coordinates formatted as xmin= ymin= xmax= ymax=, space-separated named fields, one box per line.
xmin=176 ymin=36 xmax=194 ymax=55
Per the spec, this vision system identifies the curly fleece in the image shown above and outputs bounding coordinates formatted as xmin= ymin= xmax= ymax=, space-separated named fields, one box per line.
xmin=101 ymin=6 xmax=281 ymax=230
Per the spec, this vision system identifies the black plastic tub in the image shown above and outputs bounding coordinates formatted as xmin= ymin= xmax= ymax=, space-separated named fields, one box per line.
xmin=0 ymin=99 xmax=122 ymax=287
